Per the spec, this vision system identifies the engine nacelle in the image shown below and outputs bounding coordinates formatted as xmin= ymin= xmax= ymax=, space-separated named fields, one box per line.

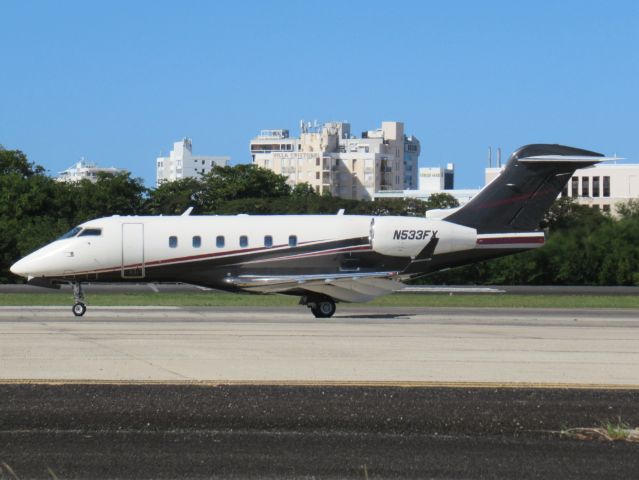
xmin=370 ymin=216 xmax=477 ymax=258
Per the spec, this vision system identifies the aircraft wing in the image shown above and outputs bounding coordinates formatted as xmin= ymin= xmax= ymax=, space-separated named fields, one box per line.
xmin=225 ymin=271 xmax=405 ymax=303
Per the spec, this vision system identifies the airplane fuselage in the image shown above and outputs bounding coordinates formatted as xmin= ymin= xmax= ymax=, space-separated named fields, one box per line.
xmin=11 ymin=214 xmax=542 ymax=291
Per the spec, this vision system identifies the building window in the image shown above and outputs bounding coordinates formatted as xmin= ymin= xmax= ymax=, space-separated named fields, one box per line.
xmin=316 ymin=172 xmax=320 ymax=180
xmin=169 ymin=236 xmax=178 ymax=248
xmin=603 ymin=176 xmax=610 ymax=197
xmin=192 ymin=236 xmax=201 ymax=248
xmin=582 ymin=177 xmax=589 ymax=197
xmin=316 ymin=158 xmax=320 ymax=166
xmin=216 ymin=235 xmax=225 ymax=248
xmin=240 ymin=235 xmax=248 ymax=248
xmin=288 ymin=235 xmax=297 ymax=247
xmin=264 ymin=235 xmax=273 ymax=248
xmin=603 ymin=204 xmax=611 ymax=213
xmin=592 ymin=176 xmax=600 ymax=197
xmin=571 ymin=177 xmax=578 ymax=197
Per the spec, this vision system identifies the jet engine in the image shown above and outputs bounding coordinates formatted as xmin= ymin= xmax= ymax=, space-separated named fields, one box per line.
xmin=370 ymin=216 xmax=476 ymax=258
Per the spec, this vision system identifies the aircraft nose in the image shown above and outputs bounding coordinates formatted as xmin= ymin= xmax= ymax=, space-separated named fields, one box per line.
xmin=10 ymin=258 xmax=27 ymax=277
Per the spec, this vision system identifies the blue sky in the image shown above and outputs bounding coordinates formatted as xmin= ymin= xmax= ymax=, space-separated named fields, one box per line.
xmin=1 ymin=0 xmax=637 ymax=188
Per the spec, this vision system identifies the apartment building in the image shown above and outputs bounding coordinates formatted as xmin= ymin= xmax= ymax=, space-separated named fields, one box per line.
xmin=250 ymin=121 xmax=420 ymax=200
xmin=156 ymin=138 xmax=230 ymax=186
xmin=56 ymin=159 xmax=127 ymax=183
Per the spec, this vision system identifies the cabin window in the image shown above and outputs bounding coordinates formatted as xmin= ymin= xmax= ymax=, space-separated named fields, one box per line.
xmin=289 ymin=235 xmax=297 ymax=247
xmin=169 ymin=236 xmax=178 ymax=248
xmin=192 ymin=236 xmax=201 ymax=248
xmin=264 ymin=235 xmax=273 ymax=248
xmin=79 ymin=228 xmax=102 ymax=237
xmin=216 ymin=236 xmax=225 ymax=248
xmin=240 ymin=235 xmax=248 ymax=248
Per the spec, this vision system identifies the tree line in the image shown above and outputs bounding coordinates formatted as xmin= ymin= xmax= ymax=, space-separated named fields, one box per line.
xmin=1 ymin=147 xmax=638 ymax=285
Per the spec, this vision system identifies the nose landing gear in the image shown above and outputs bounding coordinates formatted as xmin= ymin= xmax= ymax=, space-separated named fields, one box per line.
xmin=72 ymin=282 xmax=86 ymax=317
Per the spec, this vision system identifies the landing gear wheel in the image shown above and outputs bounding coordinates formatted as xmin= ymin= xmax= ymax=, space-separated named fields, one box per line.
xmin=311 ymin=299 xmax=336 ymax=318
xmin=71 ymin=282 xmax=86 ymax=317
xmin=72 ymin=302 xmax=86 ymax=317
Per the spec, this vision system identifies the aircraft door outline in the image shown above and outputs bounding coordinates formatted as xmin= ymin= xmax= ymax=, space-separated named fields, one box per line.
xmin=121 ymin=223 xmax=145 ymax=279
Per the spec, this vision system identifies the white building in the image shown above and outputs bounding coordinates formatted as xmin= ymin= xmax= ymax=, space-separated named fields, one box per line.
xmin=250 ymin=121 xmax=420 ymax=200
xmin=373 ymin=162 xmax=472 ymax=204
xmin=156 ymin=138 xmax=230 ymax=186
xmin=373 ymin=188 xmax=478 ymax=206
xmin=418 ymin=164 xmax=455 ymax=191
xmin=56 ymin=159 xmax=127 ymax=183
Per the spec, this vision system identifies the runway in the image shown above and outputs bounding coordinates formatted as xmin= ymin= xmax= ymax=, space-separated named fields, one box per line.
xmin=1 ymin=305 xmax=638 ymax=386
xmin=2 ymin=306 xmax=639 ymax=478
xmin=1 ymin=383 xmax=638 ymax=479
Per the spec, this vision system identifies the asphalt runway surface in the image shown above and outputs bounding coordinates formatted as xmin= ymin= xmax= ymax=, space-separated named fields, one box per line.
xmin=1 ymin=306 xmax=638 ymax=478
xmin=1 ymin=383 xmax=638 ymax=479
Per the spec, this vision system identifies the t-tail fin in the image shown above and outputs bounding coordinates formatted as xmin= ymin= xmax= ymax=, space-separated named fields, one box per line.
xmin=445 ymin=144 xmax=608 ymax=234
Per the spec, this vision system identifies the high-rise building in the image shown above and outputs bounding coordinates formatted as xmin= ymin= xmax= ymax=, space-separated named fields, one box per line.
xmin=156 ymin=138 xmax=230 ymax=186
xmin=56 ymin=159 xmax=127 ymax=183
xmin=250 ymin=121 xmax=420 ymax=200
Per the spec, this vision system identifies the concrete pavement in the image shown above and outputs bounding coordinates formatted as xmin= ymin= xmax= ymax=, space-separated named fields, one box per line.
xmin=1 ymin=306 xmax=638 ymax=386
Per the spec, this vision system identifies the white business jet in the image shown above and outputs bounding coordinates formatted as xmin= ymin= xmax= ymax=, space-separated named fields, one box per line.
xmin=10 ymin=144 xmax=610 ymax=317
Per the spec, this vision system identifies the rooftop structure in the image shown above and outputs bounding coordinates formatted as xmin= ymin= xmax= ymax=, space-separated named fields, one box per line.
xmin=156 ymin=138 xmax=230 ymax=186
xmin=56 ymin=159 xmax=127 ymax=183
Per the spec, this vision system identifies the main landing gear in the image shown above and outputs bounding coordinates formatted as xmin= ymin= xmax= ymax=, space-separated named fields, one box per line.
xmin=72 ymin=282 xmax=86 ymax=317
xmin=302 ymin=295 xmax=337 ymax=318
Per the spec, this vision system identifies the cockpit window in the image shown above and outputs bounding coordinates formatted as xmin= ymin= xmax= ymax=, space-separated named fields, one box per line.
xmin=57 ymin=226 xmax=82 ymax=240
xmin=79 ymin=228 xmax=102 ymax=237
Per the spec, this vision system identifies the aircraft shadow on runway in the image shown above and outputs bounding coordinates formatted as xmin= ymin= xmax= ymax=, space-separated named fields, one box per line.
xmin=335 ymin=313 xmax=412 ymax=319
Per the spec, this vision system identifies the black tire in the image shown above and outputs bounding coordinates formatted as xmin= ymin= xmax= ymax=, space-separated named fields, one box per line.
xmin=72 ymin=302 xmax=86 ymax=317
xmin=311 ymin=299 xmax=336 ymax=318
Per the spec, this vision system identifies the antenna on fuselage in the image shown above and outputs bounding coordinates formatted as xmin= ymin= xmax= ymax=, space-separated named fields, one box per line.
xmin=181 ymin=207 xmax=194 ymax=216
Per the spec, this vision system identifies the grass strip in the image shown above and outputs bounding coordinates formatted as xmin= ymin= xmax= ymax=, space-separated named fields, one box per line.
xmin=0 ymin=292 xmax=637 ymax=309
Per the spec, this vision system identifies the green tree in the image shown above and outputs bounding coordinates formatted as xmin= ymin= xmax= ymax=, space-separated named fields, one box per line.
xmin=617 ymin=199 xmax=639 ymax=220
xmin=146 ymin=177 xmax=203 ymax=215
xmin=424 ymin=192 xmax=460 ymax=210
xmin=0 ymin=149 xmax=66 ymax=281
xmin=67 ymin=172 xmax=147 ymax=223
xmin=200 ymin=165 xmax=291 ymax=211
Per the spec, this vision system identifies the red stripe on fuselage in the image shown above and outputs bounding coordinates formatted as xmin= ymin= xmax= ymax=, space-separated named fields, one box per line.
xmin=69 ymin=240 xmax=368 ymax=276
xmin=477 ymin=236 xmax=544 ymax=245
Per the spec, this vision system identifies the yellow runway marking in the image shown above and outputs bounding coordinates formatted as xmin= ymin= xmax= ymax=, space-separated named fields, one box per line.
xmin=1 ymin=379 xmax=639 ymax=390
